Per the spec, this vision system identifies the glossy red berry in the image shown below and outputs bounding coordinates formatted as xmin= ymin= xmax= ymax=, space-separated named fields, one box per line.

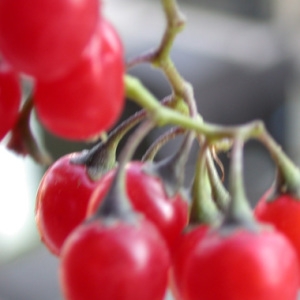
xmin=87 ymin=161 xmax=189 ymax=250
xmin=0 ymin=61 xmax=21 ymax=140
xmin=255 ymin=190 xmax=300 ymax=269
xmin=35 ymin=153 xmax=100 ymax=256
xmin=34 ymin=19 xmax=124 ymax=140
xmin=60 ymin=218 xmax=170 ymax=300
xmin=170 ymin=225 xmax=209 ymax=300
xmin=0 ymin=0 xmax=100 ymax=80
xmin=178 ymin=228 xmax=299 ymax=300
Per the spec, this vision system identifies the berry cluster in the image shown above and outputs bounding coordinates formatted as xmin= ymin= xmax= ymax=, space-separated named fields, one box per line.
xmin=1 ymin=0 xmax=300 ymax=300
xmin=0 ymin=0 xmax=124 ymax=142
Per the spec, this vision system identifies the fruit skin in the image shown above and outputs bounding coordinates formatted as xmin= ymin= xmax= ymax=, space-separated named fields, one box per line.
xmin=169 ymin=225 xmax=209 ymax=300
xmin=60 ymin=218 xmax=170 ymax=300
xmin=0 ymin=0 xmax=99 ymax=80
xmin=34 ymin=19 xmax=124 ymax=140
xmin=35 ymin=153 xmax=100 ymax=256
xmin=87 ymin=161 xmax=189 ymax=251
xmin=177 ymin=228 xmax=299 ymax=300
xmin=0 ymin=62 xmax=21 ymax=140
xmin=255 ymin=190 xmax=300 ymax=269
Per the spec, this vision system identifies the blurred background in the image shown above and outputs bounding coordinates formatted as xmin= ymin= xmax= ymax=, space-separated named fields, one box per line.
xmin=0 ymin=0 xmax=300 ymax=299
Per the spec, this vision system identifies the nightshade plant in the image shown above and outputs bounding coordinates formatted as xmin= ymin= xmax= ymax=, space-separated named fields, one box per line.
xmin=0 ymin=0 xmax=300 ymax=299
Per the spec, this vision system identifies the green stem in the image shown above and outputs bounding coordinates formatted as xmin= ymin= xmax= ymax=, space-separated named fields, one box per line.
xmin=73 ymin=108 xmax=147 ymax=180
xmin=156 ymin=0 xmax=186 ymax=62
xmin=116 ymin=120 xmax=155 ymax=188
xmin=206 ymin=150 xmax=230 ymax=211
xmin=80 ymin=86 xmax=179 ymax=180
xmin=189 ymin=143 xmax=220 ymax=225
xmin=126 ymin=0 xmax=196 ymax=115
xmin=125 ymin=75 xmax=160 ymax=113
xmin=258 ymin=129 xmax=300 ymax=197
xmin=156 ymin=0 xmax=200 ymax=119
xmin=94 ymin=120 xmax=155 ymax=221
xmin=142 ymin=127 xmax=185 ymax=161
xmin=107 ymin=92 xmax=175 ymax=151
xmin=125 ymin=74 xmax=265 ymax=142
xmin=153 ymin=0 xmax=185 ymax=90
xmin=155 ymin=1 xmax=195 ymax=114
xmin=222 ymin=138 xmax=256 ymax=229
xmin=143 ymin=130 xmax=195 ymax=198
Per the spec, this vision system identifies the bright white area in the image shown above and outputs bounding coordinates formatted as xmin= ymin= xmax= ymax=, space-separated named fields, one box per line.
xmin=0 ymin=145 xmax=42 ymax=262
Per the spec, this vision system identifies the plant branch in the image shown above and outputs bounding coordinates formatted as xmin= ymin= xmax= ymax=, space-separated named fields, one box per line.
xmin=142 ymin=126 xmax=185 ymax=161
xmin=189 ymin=143 xmax=220 ymax=225
xmin=125 ymin=74 xmax=265 ymax=141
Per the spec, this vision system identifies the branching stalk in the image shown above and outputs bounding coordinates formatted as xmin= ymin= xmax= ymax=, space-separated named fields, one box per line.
xmin=142 ymin=126 xmax=185 ymax=161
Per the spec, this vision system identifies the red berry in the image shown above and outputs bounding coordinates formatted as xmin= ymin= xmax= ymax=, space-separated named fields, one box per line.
xmin=0 ymin=0 xmax=99 ymax=79
xmin=60 ymin=218 xmax=170 ymax=300
xmin=0 ymin=61 xmax=21 ymax=140
xmin=178 ymin=228 xmax=299 ymax=300
xmin=170 ymin=225 xmax=209 ymax=299
xmin=35 ymin=153 xmax=100 ymax=256
xmin=34 ymin=19 xmax=124 ymax=140
xmin=255 ymin=190 xmax=300 ymax=271
xmin=87 ymin=161 xmax=189 ymax=250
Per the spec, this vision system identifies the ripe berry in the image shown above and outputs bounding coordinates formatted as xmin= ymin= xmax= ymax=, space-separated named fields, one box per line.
xmin=87 ymin=161 xmax=189 ymax=250
xmin=0 ymin=0 xmax=100 ymax=79
xmin=35 ymin=153 xmax=100 ymax=256
xmin=255 ymin=190 xmax=300 ymax=272
xmin=60 ymin=218 xmax=170 ymax=300
xmin=178 ymin=228 xmax=299 ymax=300
xmin=34 ymin=19 xmax=124 ymax=140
